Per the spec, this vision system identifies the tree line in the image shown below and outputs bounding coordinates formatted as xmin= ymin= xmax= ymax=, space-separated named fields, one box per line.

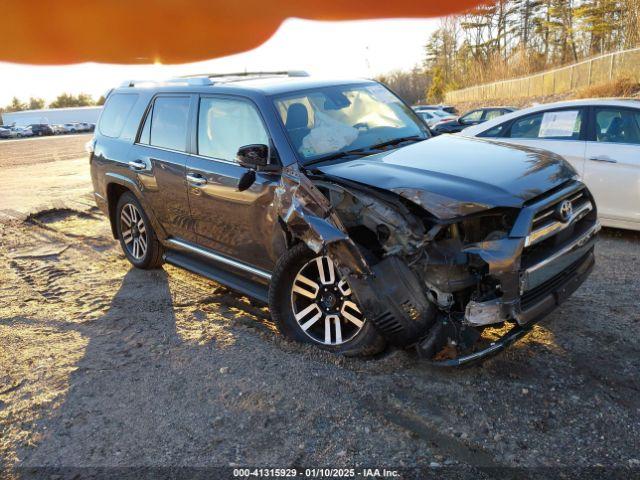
xmin=378 ymin=0 xmax=640 ymax=104
xmin=0 ymin=93 xmax=105 ymax=115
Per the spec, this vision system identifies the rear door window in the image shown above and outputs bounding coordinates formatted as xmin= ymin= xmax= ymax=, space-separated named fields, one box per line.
xmin=99 ymin=93 xmax=138 ymax=138
xmin=594 ymin=108 xmax=640 ymax=144
xmin=147 ymin=96 xmax=190 ymax=151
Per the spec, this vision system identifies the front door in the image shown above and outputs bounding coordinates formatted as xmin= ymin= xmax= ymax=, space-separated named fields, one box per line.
xmin=185 ymin=95 xmax=280 ymax=271
xmin=583 ymin=106 xmax=640 ymax=227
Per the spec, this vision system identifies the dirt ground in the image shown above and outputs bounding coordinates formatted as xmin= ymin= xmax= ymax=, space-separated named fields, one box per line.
xmin=1 ymin=136 xmax=639 ymax=479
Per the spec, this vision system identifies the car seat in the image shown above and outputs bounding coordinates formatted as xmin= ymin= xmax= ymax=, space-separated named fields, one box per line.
xmin=604 ymin=116 xmax=623 ymax=142
xmin=285 ymin=103 xmax=310 ymax=151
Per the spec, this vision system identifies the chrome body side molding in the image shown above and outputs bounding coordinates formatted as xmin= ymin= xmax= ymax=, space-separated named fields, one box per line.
xmin=165 ymin=238 xmax=272 ymax=281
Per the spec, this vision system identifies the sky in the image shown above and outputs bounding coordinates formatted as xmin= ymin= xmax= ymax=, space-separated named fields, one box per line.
xmin=0 ymin=17 xmax=438 ymax=106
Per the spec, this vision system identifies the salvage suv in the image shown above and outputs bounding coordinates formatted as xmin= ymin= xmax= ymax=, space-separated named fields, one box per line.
xmin=90 ymin=72 xmax=600 ymax=365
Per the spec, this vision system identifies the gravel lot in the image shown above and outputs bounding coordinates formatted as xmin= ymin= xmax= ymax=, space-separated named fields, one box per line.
xmin=0 ymin=136 xmax=639 ymax=479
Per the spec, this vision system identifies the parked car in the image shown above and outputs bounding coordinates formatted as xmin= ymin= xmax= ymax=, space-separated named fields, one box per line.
xmin=416 ymin=109 xmax=457 ymax=128
xmin=29 ymin=123 xmax=54 ymax=136
xmin=461 ymin=99 xmax=640 ymax=231
xmin=62 ymin=123 xmax=80 ymax=133
xmin=51 ymin=124 xmax=66 ymax=135
xmin=0 ymin=126 xmax=10 ymax=139
xmin=90 ymin=74 xmax=598 ymax=365
xmin=432 ymin=107 xmax=517 ymax=135
xmin=413 ymin=104 xmax=458 ymax=115
xmin=10 ymin=126 xmax=34 ymax=138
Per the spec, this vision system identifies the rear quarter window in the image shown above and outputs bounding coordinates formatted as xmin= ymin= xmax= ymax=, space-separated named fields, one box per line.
xmin=99 ymin=93 xmax=139 ymax=138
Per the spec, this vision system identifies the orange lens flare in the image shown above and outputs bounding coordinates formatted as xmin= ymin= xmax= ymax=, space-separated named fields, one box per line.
xmin=2 ymin=1 xmax=492 ymax=65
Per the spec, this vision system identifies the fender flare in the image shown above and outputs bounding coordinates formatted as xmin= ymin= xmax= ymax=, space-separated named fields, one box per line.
xmin=104 ymin=173 xmax=168 ymax=241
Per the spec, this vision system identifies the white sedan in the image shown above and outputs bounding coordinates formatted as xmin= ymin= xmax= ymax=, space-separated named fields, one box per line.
xmin=461 ymin=99 xmax=640 ymax=231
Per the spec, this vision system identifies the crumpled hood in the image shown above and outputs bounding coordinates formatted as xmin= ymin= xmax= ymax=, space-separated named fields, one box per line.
xmin=315 ymin=135 xmax=576 ymax=219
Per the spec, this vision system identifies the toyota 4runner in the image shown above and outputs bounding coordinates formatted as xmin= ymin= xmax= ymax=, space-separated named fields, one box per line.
xmin=89 ymin=72 xmax=600 ymax=365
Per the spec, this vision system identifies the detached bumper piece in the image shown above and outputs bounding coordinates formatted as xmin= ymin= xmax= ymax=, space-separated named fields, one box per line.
xmin=419 ymin=247 xmax=595 ymax=367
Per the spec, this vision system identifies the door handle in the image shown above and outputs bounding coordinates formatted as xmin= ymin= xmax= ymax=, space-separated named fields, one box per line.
xmin=128 ymin=160 xmax=147 ymax=170
xmin=589 ymin=155 xmax=617 ymax=163
xmin=186 ymin=173 xmax=207 ymax=186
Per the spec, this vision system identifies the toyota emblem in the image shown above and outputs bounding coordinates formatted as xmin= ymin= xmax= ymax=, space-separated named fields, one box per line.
xmin=556 ymin=200 xmax=573 ymax=222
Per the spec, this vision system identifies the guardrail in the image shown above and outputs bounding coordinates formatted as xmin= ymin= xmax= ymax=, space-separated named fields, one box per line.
xmin=445 ymin=47 xmax=640 ymax=103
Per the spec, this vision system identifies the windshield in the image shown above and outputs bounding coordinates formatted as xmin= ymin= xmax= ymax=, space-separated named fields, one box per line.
xmin=274 ymin=83 xmax=428 ymax=163
xmin=433 ymin=110 xmax=452 ymax=118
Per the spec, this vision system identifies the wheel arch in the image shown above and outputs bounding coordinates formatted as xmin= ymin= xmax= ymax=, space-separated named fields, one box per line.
xmin=104 ymin=174 xmax=166 ymax=241
xmin=106 ymin=182 xmax=130 ymax=239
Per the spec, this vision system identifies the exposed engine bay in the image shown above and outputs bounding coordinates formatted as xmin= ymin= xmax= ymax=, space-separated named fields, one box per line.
xmin=274 ymin=162 xmax=600 ymax=366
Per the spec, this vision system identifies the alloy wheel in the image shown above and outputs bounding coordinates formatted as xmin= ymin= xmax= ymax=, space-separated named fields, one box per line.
xmin=290 ymin=256 xmax=365 ymax=345
xmin=120 ymin=203 xmax=147 ymax=260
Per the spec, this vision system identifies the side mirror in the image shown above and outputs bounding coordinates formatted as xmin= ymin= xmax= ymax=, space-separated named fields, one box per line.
xmin=237 ymin=144 xmax=269 ymax=192
xmin=458 ymin=118 xmax=466 ymax=125
xmin=237 ymin=144 xmax=269 ymax=169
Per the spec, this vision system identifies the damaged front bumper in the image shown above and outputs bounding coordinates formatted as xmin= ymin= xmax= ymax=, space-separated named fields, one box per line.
xmin=464 ymin=220 xmax=600 ymax=327
xmin=429 ymin=246 xmax=595 ymax=367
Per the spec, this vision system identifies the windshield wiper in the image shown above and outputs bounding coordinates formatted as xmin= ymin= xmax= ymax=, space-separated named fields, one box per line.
xmin=304 ymin=135 xmax=424 ymax=166
xmin=366 ymin=135 xmax=423 ymax=151
xmin=305 ymin=148 xmax=371 ymax=166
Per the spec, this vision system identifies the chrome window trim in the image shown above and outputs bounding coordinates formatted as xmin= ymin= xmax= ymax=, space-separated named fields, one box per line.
xmin=132 ymin=143 xmax=189 ymax=156
xmin=187 ymin=153 xmax=238 ymax=166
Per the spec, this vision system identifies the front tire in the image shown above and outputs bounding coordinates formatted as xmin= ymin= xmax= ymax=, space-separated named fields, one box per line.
xmin=116 ymin=192 xmax=164 ymax=269
xmin=269 ymin=243 xmax=385 ymax=357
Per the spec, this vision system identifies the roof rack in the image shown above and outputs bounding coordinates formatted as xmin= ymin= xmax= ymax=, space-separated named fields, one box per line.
xmin=119 ymin=77 xmax=213 ymax=88
xmin=119 ymin=71 xmax=310 ymax=88
xmin=179 ymin=70 xmax=310 ymax=80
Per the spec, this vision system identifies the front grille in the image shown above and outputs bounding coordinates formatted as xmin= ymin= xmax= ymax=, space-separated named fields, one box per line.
xmin=526 ymin=187 xmax=593 ymax=247
xmin=520 ymin=182 xmax=599 ymax=278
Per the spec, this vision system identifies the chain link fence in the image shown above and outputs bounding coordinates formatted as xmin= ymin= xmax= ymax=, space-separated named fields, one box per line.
xmin=445 ymin=47 xmax=640 ymax=103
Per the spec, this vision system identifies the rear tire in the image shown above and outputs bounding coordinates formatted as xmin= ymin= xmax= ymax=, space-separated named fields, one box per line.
xmin=115 ymin=192 xmax=164 ymax=269
xmin=269 ymin=243 xmax=385 ymax=357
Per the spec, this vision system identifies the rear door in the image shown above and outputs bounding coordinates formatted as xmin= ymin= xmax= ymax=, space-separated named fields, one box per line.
xmin=130 ymin=94 xmax=196 ymax=241
xmin=185 ymin=94 xmax=281 ymax=271
xmin=583 ymin=106 xmax=640 ymax=227
xmin=485 ymin=107 xmax=588 ymax=176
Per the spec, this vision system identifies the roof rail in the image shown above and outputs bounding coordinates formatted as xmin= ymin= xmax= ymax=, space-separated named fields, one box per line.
xmin=179 ymin=70 xmax=310 ymax=79
xmin=119 ymin=77 xmax=213 ymax=88
xmin=118 ymin=71 xmax=309 ymax=89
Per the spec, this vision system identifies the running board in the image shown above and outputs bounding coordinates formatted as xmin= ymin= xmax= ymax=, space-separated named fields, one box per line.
xmin=164 ymin=250 xmax=269 ymax=303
